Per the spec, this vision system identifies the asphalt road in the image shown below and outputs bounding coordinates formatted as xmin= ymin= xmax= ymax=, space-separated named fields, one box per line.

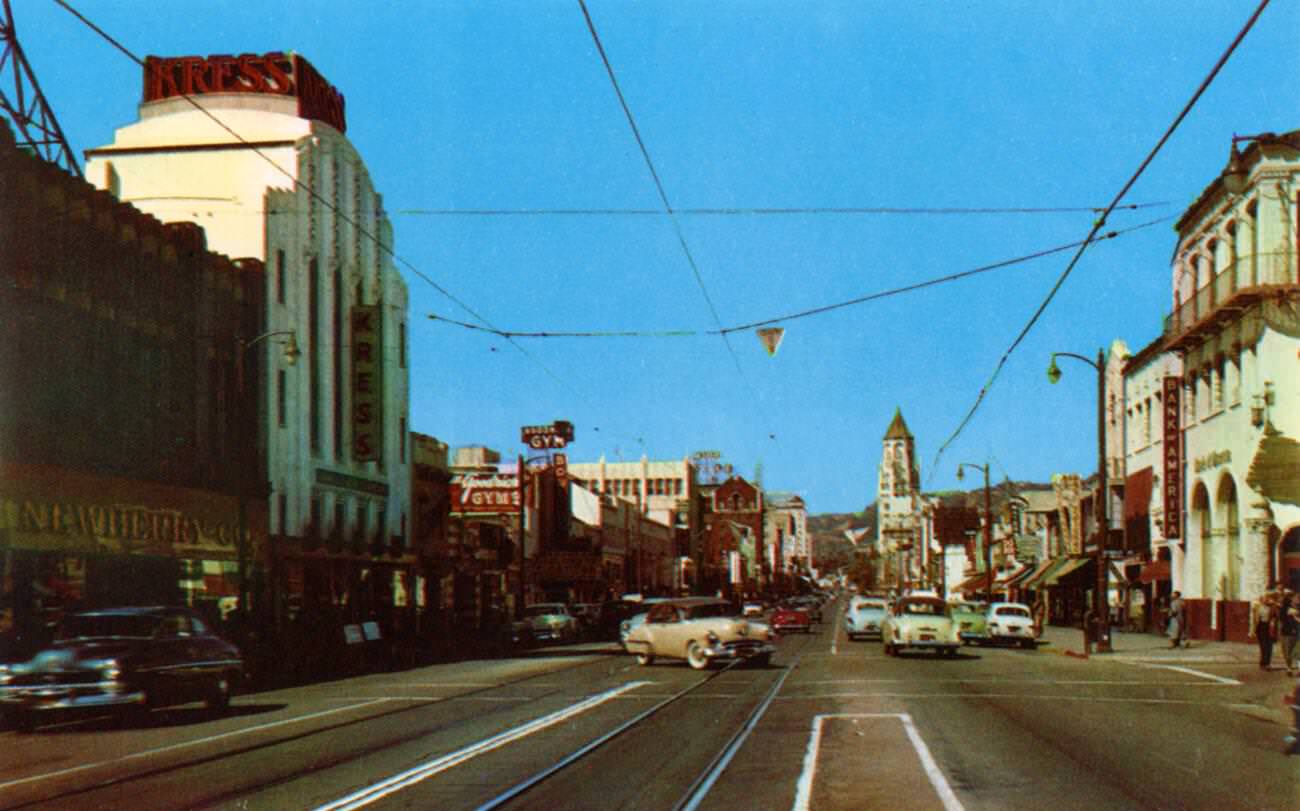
xmin=1 ymin=603 xmax=1295 ymax=810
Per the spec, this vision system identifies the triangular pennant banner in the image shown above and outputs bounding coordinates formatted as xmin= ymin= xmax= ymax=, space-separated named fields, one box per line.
xmin=756 ymin=327 xmax=784 ymax=356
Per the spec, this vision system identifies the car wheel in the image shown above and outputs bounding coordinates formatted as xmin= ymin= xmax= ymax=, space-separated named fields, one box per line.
xmin=636 ymin=652 xmax=655 ymax=667
xmin=206 ymin=674 xmax=233 ymax=710
xmin=883 ymin=642 xmax=894 ymax=656
xmin=1021 ymin=639 xmax=1035 ymax=650
xmin=10 ymin=709 xmax=36 ymax=734
xmin=749 ymin=653 xmax=771 ymax=668
xmin=686 ymin=641 xmax=710 ymax=670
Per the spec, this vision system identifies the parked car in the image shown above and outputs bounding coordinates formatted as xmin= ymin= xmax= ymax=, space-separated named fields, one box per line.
xmin=881 ymin=596 xmax=960 ymax=657
xmin=570 ymin=603 xmax=601 ymax=638
xmin=770 ymin=603 xmax=812 ymax=634
xmin=791 ymin=595 xmax=823 ymax=622
xmin=523 ymin=603 xmax=579 ymax=643
xmin=948 ymin=601 xmax=990 ymax=645
xmin=844 ymin=596 xmax=889 ymax=640
xmin=985 ymin=602 xmax=1037 ymax=648
xmin=0 ymin=606 xmax=243 ymax=732
xmin=742 ymin=599 xmax=766 ymax=618
xmin=625 ymin=597 xmax=777 ymax=670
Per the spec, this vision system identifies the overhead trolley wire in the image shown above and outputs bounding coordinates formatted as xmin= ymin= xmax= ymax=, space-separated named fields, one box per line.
xmin=427 ymin=216 xmax=1170 ymax=339
xmin=930 ymin=0 xmax=1273 ymax=476
xmin=576 ymin=0 xmax=744 ymax=377
xmin=394 ymin=202 xmax=1169 ymax=217
xmin=51 ymin=0 xmax=566 ymax=386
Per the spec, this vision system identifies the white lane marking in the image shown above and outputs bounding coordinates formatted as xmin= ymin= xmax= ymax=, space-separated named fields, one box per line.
xmin=1126 ymin=662 xmax=1242 ymax=685
xmin=311 ymin=681 xmax=650 ymax=811
xmin=831 ymin=610 xmax=842 ymax=655
xmin=791 ymin=678 xmax=1234 ymax=687
xmin=0 ymin=699 xmax=390 ymax=791
xmin=778 ymin=692 xmax=1235 ymax=704
xmin=792 ymin=713 xmax=964 ymax=811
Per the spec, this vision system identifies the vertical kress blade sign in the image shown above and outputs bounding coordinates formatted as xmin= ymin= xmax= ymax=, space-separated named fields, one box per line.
xmin=756 ymin=327 xmax=784 ymax=357
xmin=353 ymin=306 xmax=382 ymax=462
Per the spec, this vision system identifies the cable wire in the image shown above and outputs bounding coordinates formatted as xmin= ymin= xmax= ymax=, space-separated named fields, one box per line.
xmin=426 ymin=216 xmax=1169 ymax=340
xmin=930 ymin=0 xmax=1272 ymax=476
xmin=393 ymin=202 xmax=1169 ymax=217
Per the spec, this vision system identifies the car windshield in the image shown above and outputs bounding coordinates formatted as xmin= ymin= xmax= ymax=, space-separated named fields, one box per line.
xmin=525 ymin=605 xmax=566 ymax=617
xmin=686 ymin=602 xmax=739 ymax=620
xmin=900 ymin=600 xmax=947 ymax=616
xmin=996 ymin=606 xmax=1031 ymax=618
xmin=57 ymin=613 xmax=161 ymax=640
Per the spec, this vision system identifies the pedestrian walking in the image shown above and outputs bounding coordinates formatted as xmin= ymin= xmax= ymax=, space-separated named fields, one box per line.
xmin=1249 ymin=590 xmax=1280 ymax=670
xmin=1168 ymin=591 xmax=1186 ymax=648
xmin=1279 ymin=589 xmax=1298 ymax=676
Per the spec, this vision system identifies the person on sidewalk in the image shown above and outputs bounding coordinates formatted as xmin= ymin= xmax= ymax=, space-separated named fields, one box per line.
xmin=1168 ymin=591 xmax=1186 ymax=648
xmin=1249 ymin=590 xmax=1279 ymax=670
xmin=1279 ymin=589 xmax=1298 ymax=676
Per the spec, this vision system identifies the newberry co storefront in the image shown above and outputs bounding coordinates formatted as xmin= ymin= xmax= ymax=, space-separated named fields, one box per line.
xmin=0 ymin=463 xmax=265 ymax=658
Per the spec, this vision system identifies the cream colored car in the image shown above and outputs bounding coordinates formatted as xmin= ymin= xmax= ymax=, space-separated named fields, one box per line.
xmin=624 ymin=597 xmax=777 ymax=669
xmin=881 ymin=595 xmax=960 ymax=657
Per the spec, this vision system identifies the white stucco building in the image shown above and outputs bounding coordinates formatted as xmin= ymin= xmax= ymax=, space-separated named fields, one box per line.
xmin=83 ymin=53 xmax=411 ymax=609
xmin=1157 ymin=130 xmax=1300 ymax=639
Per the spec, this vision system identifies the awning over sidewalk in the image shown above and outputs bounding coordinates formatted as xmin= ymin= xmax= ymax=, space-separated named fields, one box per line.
xmin=1138 ymin=559 xmax=1170 ymax=583
xmin=998 ymin=564 xmax=1033 ymax=588
xmin=954 ymin=571 xmax=992 ymax=594
xmin=1043 ymin=557 xmax=1092 ymax=586
xmin=1018 ymin=558 xmax=1065 ymax=590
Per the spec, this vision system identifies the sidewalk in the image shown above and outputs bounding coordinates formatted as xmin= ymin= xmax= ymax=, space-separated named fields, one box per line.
xmin=1036 ymin=623 xmax=1262 ymax=666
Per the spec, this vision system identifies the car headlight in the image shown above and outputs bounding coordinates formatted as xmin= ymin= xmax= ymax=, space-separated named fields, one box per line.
xmin=706 ymin=631 xmax=720 ymax=644
xmin=91 ymin=658 xmax=122 ymax=680
xmin=0 ymin=664 xmax=10 ymax=685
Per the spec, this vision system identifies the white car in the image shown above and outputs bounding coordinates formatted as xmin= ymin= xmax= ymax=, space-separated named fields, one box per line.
xmin=625 ymin=597 xmax=777 ymax=669
xmin=523 ymin=603 xmax=579 ymax=643
xmin=985 ymin=602 xmax=1037 ymax=649
xmin=881 ymin=595 xmax=960 ymax=657
xmin=844 ymin=597 xmax=889 ymax=640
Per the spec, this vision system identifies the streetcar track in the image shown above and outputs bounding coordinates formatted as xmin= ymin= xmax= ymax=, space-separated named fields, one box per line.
xmin=0 ymin=650 xmax=626 ymax=811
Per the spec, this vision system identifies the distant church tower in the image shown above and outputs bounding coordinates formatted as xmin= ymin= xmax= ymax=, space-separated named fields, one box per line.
xmin=876 ymin=408 xmax=921 ymax=588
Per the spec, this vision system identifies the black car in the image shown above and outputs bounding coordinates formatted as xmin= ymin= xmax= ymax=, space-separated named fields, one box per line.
xmin=0 ymin=606 xmax=243 ymax=731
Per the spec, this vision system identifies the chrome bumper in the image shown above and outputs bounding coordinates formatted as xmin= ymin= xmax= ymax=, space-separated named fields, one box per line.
xmin=1 ymin=682 xmax=144 ymax=711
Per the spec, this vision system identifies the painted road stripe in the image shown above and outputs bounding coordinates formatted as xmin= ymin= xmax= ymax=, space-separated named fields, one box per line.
xmin=793 ymin=713 xmax=964 ymax=811
xmin=0 ymin=699 xmax=391 ymax=791
xmin=790 ymin=677 xmax=1235 ymax=687
xmin=310 ymin=681 xmax=650 ymax=811
xmin=779 ymin=692 xmax=1237 ymax=704
xmin=1126 ymin=661 xmax=1242 ymax=685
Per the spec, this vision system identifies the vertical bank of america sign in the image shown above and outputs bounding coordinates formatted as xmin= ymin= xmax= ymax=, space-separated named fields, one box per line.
xmin=352 ymin=307 xmax=382 ymax=462
xmin=1162 ymin=376 xmax=1181 ymax=539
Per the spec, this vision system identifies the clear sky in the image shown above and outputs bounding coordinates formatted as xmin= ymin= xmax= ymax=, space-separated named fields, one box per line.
xmin=16 ymin=1 xmax=1296 ymax=514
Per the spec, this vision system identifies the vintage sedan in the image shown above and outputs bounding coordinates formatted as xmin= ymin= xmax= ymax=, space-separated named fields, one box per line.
xmin=985 ymin=602 xmax=1037 ymax=648
xmin=523 ymin=603 xmax=580 ymax=643
xmin=625 ymin=597 xmax=777 ymax=670
xmin=769 ymin=603 xmax=812 ymax=634
xmin=881 ymin=596 xmax=960 ymax=657
xmin=948 ymin=601 xmax=990 ymax=645
xmin=0 ymin=606 xmax=243 ymax=731
xmin=844 ymin=596 xmax=889 ymax=640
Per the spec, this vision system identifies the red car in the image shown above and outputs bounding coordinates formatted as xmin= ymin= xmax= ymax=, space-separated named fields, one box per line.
xmin=769 ymin=604 xmax=812 ymax=634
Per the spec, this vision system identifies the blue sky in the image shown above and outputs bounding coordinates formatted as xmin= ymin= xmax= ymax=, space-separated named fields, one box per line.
xmin=17 ymin=1 xmax=1296 ymax=513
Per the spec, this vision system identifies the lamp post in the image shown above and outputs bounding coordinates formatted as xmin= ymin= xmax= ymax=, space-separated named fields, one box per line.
xmin=1047 ymin=348 xmax=1110 ymax=653
xmin=234 ymin=330 xmax=299 ymax=622
xmin=956 ymin=462 xmax=992 ymax=605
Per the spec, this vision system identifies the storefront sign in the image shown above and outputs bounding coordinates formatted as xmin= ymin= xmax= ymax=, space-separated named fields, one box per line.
xmin=450 ymin=475 xmax=521 ymax=515
xmin=521 ymin=421 xmax=574 ymax=449
xmin=351 ymin=306 xmax=382 ymax=462
xmin=1193 ymin=449 xmax=1232 ymax=473
xmin=142 ymin=52 xmax=347 ymax=133
xmin=1162 ymin=376 xmax=1182 ymax=539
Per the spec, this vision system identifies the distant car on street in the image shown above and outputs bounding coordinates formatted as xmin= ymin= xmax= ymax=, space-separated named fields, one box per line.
xmin=948 ymin=601 xmax=990 ymax=645
xmin=844 ymin=596 xmax=889 ymax=640
xmin=742 ymin=600 xmax=766 ymax=618
xmin=985 ymin=602 xmax=1037 ymax=649
xmin=523 ymin=603 xmax=579 ymax=644
xmin=881 ymin=596 xmax=960 ymax=657
xmin=769 ymin=603 xmax=812 ymax=634
xmin=0 ymin=606 xmax=243 ymax=732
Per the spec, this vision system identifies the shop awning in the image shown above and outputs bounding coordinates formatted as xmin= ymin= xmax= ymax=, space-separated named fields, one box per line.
xmin=954 ymin=571 xmax=993 ymax=594
xmin=1018 ymin=558 xmax=1066 ymax=590
xmin=1042 ymin=557 xmax=1092 ymax=586
xmin=1124 ymin=467 xmax=1155 ymax=520
xmin=998 ymin=565 xmax=1033 ymax=588
xmin=1138 ymin=559 xmax=1170 ymax=583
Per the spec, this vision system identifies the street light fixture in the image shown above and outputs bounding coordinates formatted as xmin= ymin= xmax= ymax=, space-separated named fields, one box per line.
xmin=1046 ymin=348 xmax=1110 ymax=654
xmin=956 ymin=462 xmax=992 ymax=605
xmin=235 ymin=329 xmax=299 ymax=621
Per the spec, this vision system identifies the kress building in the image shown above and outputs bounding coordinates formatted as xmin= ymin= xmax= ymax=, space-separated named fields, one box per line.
xmin=82 ymin=52 xmax=413 ymax=634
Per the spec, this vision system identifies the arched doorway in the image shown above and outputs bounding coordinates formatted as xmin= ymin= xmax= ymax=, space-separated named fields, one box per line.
xmin=1215 ymin=475 xmax=1240 ymax=600
xmin=1282 ymin=527 xmax=1300 ymax=593
xmin=1192 ymin=483 xmax=1216 ymax=598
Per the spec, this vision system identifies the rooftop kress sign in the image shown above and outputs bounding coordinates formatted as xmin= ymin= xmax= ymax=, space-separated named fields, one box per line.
xmin=143 ymin=52 xmax=347 ymax=134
